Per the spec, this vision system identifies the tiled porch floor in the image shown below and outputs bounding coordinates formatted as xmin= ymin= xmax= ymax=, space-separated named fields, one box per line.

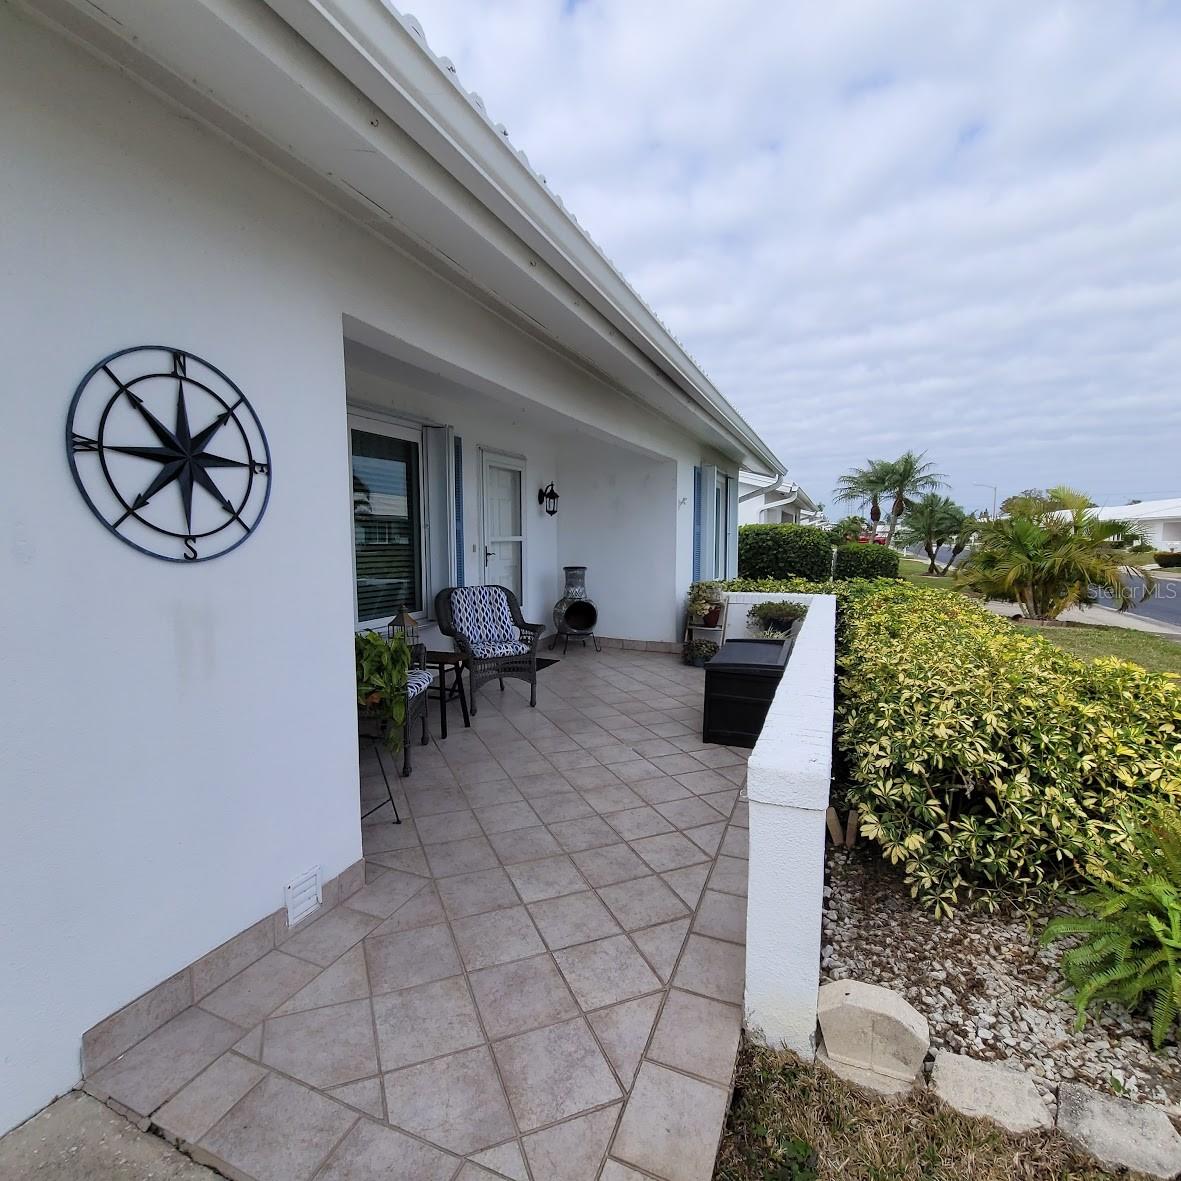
xmin=88 ymin=647 xmax=749 ymax=1181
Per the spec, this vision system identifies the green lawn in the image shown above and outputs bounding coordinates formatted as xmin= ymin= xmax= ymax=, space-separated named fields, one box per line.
xmin=898 ymin=556 xmax=956 ymax=589
xmin=1021 ymin=621 xmax=1181 ymax=676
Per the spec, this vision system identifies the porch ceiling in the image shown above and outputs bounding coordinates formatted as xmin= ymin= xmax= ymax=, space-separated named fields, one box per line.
xmin=84 ymin=648 xmax=750 ymax=1181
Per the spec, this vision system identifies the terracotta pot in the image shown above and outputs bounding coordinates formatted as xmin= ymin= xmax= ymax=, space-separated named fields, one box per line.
xmin=703 ymin=604 xmax=722 ymax=628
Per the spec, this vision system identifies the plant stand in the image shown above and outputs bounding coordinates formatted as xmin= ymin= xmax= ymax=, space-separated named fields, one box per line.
xmin=358 ymin=711 xmax=402 ymax=825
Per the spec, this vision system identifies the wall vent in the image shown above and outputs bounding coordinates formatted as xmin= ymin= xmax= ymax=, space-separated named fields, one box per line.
xmin=286 ymin=866 xmax=322 ymax=927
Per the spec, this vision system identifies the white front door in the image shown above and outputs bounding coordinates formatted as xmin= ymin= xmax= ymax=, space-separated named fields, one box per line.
xmin=481 ymin=452 xmax=525 ymax=602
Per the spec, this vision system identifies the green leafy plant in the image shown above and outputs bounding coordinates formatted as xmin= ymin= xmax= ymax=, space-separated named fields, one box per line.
xmin=687 ymin=580 xmax=724 ymax=621
xmin=738 ymin=524 xmax=833 ymax=581
xmin=896 ymin=494 xmax=975 ymax=575
xmin=827 ymin=515 xmax=865 ymax=546
xmin=747 ymin=600 xmax=808 ymax=636
xmin=355 ymin=630 xmax=411 ymax=750
xmin=683 ymin=638 xmax=719 ymax=666
xmin=1156 ymin=551 xmax=1181 ymax=568
xmin=957 ymin=485 xmax=1154 ymax=618
xmin=835 ymin=581 xmax=1181 ymax=914
xmin=833 ymin=542 xmax=900 ymax=580
xmin=1042 ymin=803 xmax=1181 ymax=1048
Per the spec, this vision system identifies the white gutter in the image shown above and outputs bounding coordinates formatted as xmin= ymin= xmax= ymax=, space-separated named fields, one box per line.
xmin=265 ymin=0 xmax=784 ymax=477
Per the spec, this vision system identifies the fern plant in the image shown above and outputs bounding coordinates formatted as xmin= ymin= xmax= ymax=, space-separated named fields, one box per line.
xmin=1042 ymin=802 xmax=1181 ymax=1048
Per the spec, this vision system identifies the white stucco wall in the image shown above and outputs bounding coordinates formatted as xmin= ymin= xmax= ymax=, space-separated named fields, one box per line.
xmin=728 ymin=593 xmax=837 ymax=1055
xmin=0 ymin=10 xmax=739 ymax=1130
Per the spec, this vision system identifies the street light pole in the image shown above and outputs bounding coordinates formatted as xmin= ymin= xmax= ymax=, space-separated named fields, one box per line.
xmin=973 ymin=482 xmax=997 ymax=520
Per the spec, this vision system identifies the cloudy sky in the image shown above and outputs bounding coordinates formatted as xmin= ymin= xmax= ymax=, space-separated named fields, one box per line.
xmin=414 ymin=1 xmax=1181 ymax=514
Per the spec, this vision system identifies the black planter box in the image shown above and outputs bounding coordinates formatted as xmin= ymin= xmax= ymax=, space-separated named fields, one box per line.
xmin=702 ymin=637 xmax=790 ymax=748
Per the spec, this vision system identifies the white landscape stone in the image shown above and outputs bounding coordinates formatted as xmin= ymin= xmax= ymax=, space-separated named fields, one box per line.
xmin=929 ymin=1052 xmax=1052 ymax=1134
xmin=817 ymin=980 xmax=929 ymax=1082
xmin=1057 ymin=1082 xmax=1181 ymax=1180
xmin=815 ymin=1042 xmax=915 ymax=1098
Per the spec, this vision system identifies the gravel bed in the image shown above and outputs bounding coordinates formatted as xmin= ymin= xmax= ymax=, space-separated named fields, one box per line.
xmin=821 ymin=846 xmax=1181 ymax=1117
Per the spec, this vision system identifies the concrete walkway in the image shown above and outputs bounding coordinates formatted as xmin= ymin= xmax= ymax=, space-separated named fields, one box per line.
xmin=980 ymin=597 xmax=1181 ymax=637
xmin=0 ymin=1092 xmax=219 ymax=1179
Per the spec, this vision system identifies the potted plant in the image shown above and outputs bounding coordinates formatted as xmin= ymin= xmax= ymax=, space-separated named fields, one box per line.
xmin=747 ymin=600 xmax=808 ymax=637
xmin=355 ymin=629 xmax=411 ymax=750
xmin=687 ymin=581 xmax=724 ymax=627
xmin=682 ymin=638 xmax=719 ymax=668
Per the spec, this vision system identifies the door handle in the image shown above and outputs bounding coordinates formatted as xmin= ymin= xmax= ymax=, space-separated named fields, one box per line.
xmin=484 ymin=547 xmax=495 ymax=566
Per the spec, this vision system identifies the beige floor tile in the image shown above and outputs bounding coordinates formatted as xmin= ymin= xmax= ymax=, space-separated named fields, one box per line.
xmin=593 ymin=743 xmax=644 ymax=765
xmin=548 ymin=749 xmax=600 ymax=771
xmin=313 ymin=1118 xmax=458 ymax=1180
xmin=601 ymin=1160 xmax=649 ymax=1180
xmin=365 ymin=924 xmax=461 ymax=995
xmin=656 ymin=798 xmax=725 ymax=831
xmin=492 ymin=1018 xmax=621 ymax=1131
xmin=612 ymin=1062 xmax=729 ymax=1181
xmin=325 ymin=1077 xmax=383 ymax=1120
xmin=153 ymin=1052 xmax=267 ymax=1144
xmin=586 ymin=994 xmax=661 ymax=1086
xmin=603 ymin=806 xmax=675 ymax=841
xmin=693 ymin=890 xmax=747 ymax=945
xmin=521 ymin=1105 xmax=620 ymax=1181
xmin=282 ymin=909 xmax=381 ymax=969
xmin=199 ymin=952 xmax=321 ymax=1028
xmin=382 ymin=1046 xmax=515 ymax=1155
xmin=345 ymin=870 xmax=427 ymax=919
xmin=527 ymin=891 xmax=621 ymax=950
xmin=690 ymin=746 xmax=745 ymax=768
xmin=405 ymin=786 xmax=471 ymax=816
xmin=199 ymin=1072 xmax=355 ymax=1181
xmin=683 ymin=822 xmax=726 ymax=857
xmin=631 ymin=919 xmax=691 ymax=983
xmin=361 ymin=820 xmax=421 ymax=855
xmin=646 ymin=754 xmax=706 ymax=777
xmin=512 ymin=771 xmax=577 ymax=799
xmin=262 ymin=999 xmax=378 ymax=1089
xmin=366 ymin=847 xmax=431 ymax=877
xmin=647 ymin=989 xmax=741 ymax=1086
xmin=629 ymin=832 xmax=709 ymax=873
xmin=451 ymin=906 xmax=545 ymax=970
xmin=529 ymin=793 xmax=595 ymax=823
xmin=672 ymin=935 xmax=744 ymax=1004
xmin=609 ymin=759 xmax=667 ymax=784
xmin=719 ymin=825 xmax=748 ymax=859
xmin=372 ymin=976 xmax=484 ymax=1070
xmin=660 ymin=864 xmax=710 ymax=909
xmin=470 ymin=1140 xmax=530 ymax=1180
xmin=631 ymin=738 xmax=680 ymax=759
xmin=272 ymin=946 xmax=370 ymax=1016
xmin=629 ymin=777 xmax=693 ymax=805
xmin=468 ymin=955 xmax=579 ymax=1040
xmin=554 ymin=935 xmax=662 ymax=1011
xmin=486 ymin=825 xmax=564 ymax=864
xmin=415 ymin=809 xmax=483 ymax=845
xmin=580 ymin=785 xmax=647 ymax=815
xmin=564 ymin=765 xmax=623 ymax=791
xmin=460 ymin=778 xmax=525 ymax=807
xmin=546 ymin=815 xmax=619 ymax=853
xmin=437 ymin=867 xmax=521 ymax=919
xmin=674 ymin=769 xmax=733 ymax=795
xmin=599 ymin=876 xmax=689 ymax=931
xmin=700 ymin=789 xmax=739 ymax=815
xmin=499 ymin=854 xmax=584 ymax=902
xmin=474 ymin=801 xmax=542 ymax=834
xmin=370 ymin=883 xmax=447 ymax=935
xmin=708 ymin=855 xmax=748 ymax=897
xmin=424 ymin=836 xmax=501 ymax=878
xmin=570 ymin=843 xmax=649 ymax=887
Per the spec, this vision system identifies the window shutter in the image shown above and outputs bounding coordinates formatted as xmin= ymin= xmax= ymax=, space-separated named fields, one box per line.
xmin=725 ymin=474 xmax=739 ymax=579
xmin=454 ymin=436 xmax=465 ymax=586
xmin=699 ymin=464 xmax=718 ymax=579
xmin=692 ymin=466 xmax=702 ymax=582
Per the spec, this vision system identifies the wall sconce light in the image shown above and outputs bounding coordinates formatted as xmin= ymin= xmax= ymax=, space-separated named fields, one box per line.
xmin=538 ymin=482 xmax=560 ymax=516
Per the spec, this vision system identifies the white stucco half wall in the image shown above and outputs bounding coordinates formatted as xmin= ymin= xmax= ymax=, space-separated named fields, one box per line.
xmin=729 ymin=592 xmax=836 ymax=1055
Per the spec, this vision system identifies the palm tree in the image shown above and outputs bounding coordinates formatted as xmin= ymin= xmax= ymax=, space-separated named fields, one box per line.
xmin=956 ymin=490 xmax=1153 ymax=618
xmin=881 ymin=451 xmax=946 ymax=547
xmin=897 ymin=494 xmax=961 ymax=573
xmin=939 ymin=508 xmax=978 ymax=575
xmin=834 ymin=460 xmax=892 ymax=536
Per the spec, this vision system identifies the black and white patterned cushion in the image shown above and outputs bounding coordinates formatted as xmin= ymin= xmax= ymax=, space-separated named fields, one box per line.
xmin=469 ymin=639 xmax=531 ymax=659
xmin=450 ymin=586 xmax=517 ymax=648
xmin=406 ymin=669 xmax=433 ymax=699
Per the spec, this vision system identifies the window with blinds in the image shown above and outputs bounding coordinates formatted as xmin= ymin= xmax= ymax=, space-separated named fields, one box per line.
xmin=352 ymin=428 xmax=423 ymax=620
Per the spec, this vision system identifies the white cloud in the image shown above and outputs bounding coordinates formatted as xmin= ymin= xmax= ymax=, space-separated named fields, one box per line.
xmin=410 ymin=0 xmax=1181 ymax=510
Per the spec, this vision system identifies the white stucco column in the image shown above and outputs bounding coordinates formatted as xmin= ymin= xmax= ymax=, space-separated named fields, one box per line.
xmin=737 ymin=593 xmax=836 ymax=1055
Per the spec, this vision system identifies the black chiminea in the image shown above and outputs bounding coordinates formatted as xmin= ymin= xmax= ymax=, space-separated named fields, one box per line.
xmin=550 ymin=565 xmax=601 ymax=653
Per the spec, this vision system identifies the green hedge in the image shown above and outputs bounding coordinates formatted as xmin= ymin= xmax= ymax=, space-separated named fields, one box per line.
xmin=833 ymin=542 xmax=900 ymax=580
xmin=737 ymin=524 xmax=832 ymax=581
xmin=837 ymin=582 xmax=1181 ymax=914
xmin=1155 ymin=551 xmax=1181 ymax=568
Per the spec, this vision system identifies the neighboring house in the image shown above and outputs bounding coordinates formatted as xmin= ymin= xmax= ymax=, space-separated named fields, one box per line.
xmin=738 ymin=471 xmax=819 ymax=526
xmin=1092 ymin=498 xmax=1181 ymax=552
xmin=0 ymin=0 xmax=782 ymax=1133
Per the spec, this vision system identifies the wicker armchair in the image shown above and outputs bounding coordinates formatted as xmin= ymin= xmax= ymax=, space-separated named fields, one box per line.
xmin=434 ymin=585 xmax=544 ymax=714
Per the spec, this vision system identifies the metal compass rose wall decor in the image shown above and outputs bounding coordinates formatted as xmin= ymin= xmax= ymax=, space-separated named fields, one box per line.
xmin=66 ymin=346 xmax=272 ymax=562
